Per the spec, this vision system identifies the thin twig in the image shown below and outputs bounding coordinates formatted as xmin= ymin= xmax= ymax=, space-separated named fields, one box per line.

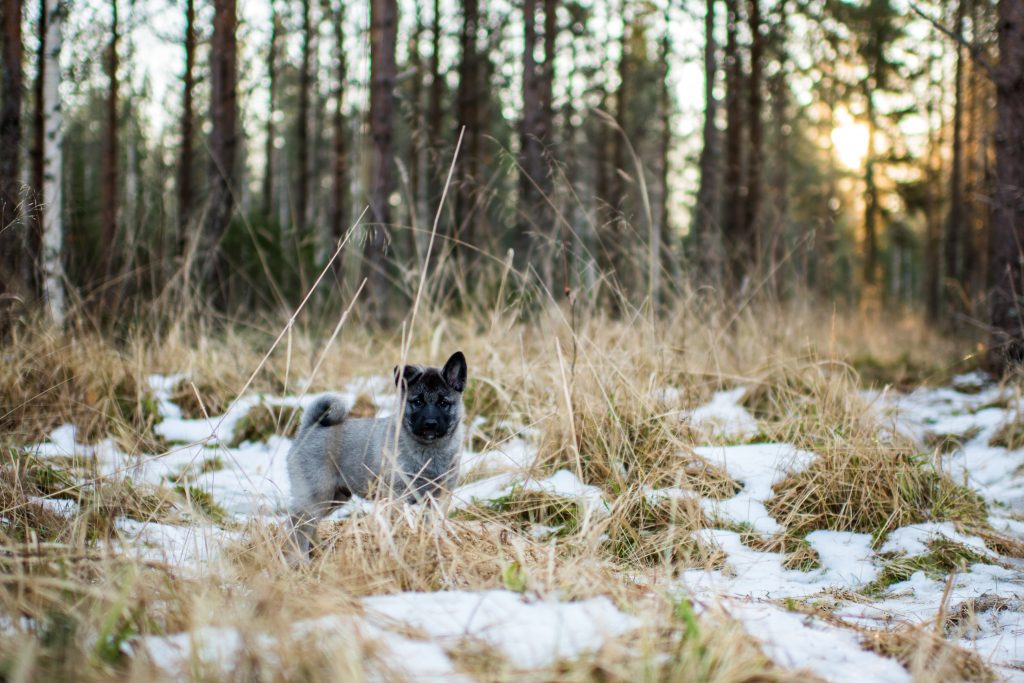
xmin=909 ymin=2 xmax=995 ymax=79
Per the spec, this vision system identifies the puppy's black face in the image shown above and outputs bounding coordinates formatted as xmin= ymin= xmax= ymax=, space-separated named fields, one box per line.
xmin=395 ymin=352 xmax=467 ymax=443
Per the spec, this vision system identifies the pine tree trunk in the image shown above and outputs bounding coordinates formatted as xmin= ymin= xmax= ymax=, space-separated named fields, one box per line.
xmin=408 ymin=7 xmax=424 ymax=254
xmin=454 ymin=0 xmax=480 ymax=266
xmin=924 ymin=50 xmax=945 ymax=322
xmin=204 ymin=0 xmax=238 ymax=298
xmin=363 ymin=0 xmax=397 ymax=318
xmin=297 ymin=0 xmax=312 ymax=234
xmin=945 ymin=0 xmax=967 ymax=312
xmin=1 ymin=0 xmax=25 ymax=308
xmin=41 ymin=0 xmax=63 ymax=326
xmin=427 ymin=0 xmax=443 ymax=205
xmin=263 ymin=0 xmax=278 ymax=221
xmin=722 ymin=0 xmax=746 ymax=288
xmin=768 ymin=0 xmax=788 ymax=291
xmin=652 ymin=4 xmax=670 ymax=307
xmin=863 ymin=89 xmax=880 ymax=290
xmin=102 ymin=0 xmax=119 ymax=283
xmin=329 ymin=0 xmax=347 ymax=248
xmin=179 ymin=0 xmax=196 ymax=249
xmin=519 ymin=0 xmax=542 ymax=266
xmin=743 ymin=0 xmax=763 ymax=275
xmin=694 ymin=0 xmax=720 ymax=287
xmin=988 ymin=0 xmax=1024 ymax=370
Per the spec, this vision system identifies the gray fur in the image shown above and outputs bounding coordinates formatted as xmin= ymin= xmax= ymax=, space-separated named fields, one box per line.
xmin=286 ymin=351 xmax=468 ymax=557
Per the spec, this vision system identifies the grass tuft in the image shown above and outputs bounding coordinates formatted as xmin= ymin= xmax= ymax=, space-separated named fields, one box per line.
xmin=228 ymin=403 xmax=301 ymax=447
xmin=863 ymin=538 xmax=993 ymax=596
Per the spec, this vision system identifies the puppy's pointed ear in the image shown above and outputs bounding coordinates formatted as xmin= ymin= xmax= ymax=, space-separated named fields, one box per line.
xmin=442 ymin=351 xmax=467 ymax=392
xmin=394 ymin=364 xmax=424 ymax=390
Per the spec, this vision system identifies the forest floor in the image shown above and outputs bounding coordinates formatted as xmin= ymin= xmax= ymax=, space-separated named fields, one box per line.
xmin=3 ymin=305 xmax=1024 ymax=681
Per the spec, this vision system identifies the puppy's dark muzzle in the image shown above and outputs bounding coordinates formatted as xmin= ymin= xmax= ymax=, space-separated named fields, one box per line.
xmin=414 ymin=419 xmax=443 ymax=441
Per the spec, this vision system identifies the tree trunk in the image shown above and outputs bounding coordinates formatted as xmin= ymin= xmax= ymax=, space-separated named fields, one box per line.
xmin=204 ymin=0 xmax=238 ymax=297
xmin=427 ymin=0 xmax=443 ymax=205
xmin=263 ymin=0 xmax=278 ymax=220
xmin=693 ymin=0 xmax=720 ymax=287
xmin=743 ymin=0 xmax=763 ymax=275
xmin=454 ymin=0 xmax=481 ymax=266
xmin=179 ymin=0 xmax=196 ymax=250
xmin=30 ymin=0 xmax=44 ymax=291
xmin=102 ymin=0 xmax=119 ymax=283
xmin=944 ymin=0 xmax=967 ymax=313
xmin=41 ymin=0 xmax=63 ymax=326
xmin=722 ymin=0 xmax=746 ymax=288
xmin=329 ymin=0 xmax=347 ymax=248
xmin=1 ymin=0 xmax=25 ymax=308
xmin=519 ymin=0 xmax=542 ymax=266
xmin=924 ymin=50 xmax=945 ymax=322
xmin=988 ymin=0 xmax=1024 ymax=370
xmin=297 ymin=0 xmax=312 ymax=234
xmin=408 ymin=6 xmax=424 ymax=254
xmin=863 ymin=89 xmax=880 ymax=290
xmin=768 ymin=0 xmax=788 ymax=292
xmin=363 ymin=0 xmax=397 ymax=318
xmin=652 ymin=3 xmax=670 ymax=306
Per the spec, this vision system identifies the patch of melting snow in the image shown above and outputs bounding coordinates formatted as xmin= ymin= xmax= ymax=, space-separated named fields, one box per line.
xmin=26 ymin=372 xmax=1024 ymax=678
xmin=460 ymin=437 xmax=536 ymax=476
xmin=139 ymin=591 xmax=639 ymax=680
xmin=114 ymin=519 xmax=238 ymax=568
xmin=720 ymin=601 xmax=911 ymax=683
xmin=687 ymin=387 xmax=759 ymax=441
xmin=693 ymin=443 xmax=816 ymax=535
xmin=683 ymin=529 xmax=878 ymax=599
xmin=362 ymin=590 xmax=642 ymax=670
xmin=879 ymin=522 xmax=997 ymax=558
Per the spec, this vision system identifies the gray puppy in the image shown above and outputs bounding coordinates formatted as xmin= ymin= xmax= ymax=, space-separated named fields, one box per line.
xmin=286 ymin=351 xmax=467 ymax=557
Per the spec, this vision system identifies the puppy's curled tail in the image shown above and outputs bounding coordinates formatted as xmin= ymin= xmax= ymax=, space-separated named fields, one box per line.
xmin=301 ymin=394 xmax=348 ymax=431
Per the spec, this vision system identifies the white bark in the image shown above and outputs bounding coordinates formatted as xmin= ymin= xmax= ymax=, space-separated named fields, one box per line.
xmin=41 ymin=0 xmax=64 ymax=326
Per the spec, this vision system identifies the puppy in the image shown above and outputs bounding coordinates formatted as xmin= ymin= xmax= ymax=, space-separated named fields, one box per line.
xmin=286 ymin=351 xmax=467 ymax=557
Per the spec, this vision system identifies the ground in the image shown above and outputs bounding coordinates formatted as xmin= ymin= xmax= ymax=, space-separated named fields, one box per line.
xmin=2 ymin=310 xmax=1022 ymax=681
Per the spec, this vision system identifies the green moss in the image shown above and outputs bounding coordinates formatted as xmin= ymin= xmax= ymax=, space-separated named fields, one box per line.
xmin=863 ymin=538 xmax=992 ymax=596
xmin=164 ymin=456 xmax=226 ymax=485
xmin=851 ymin=352 xmax=954 ymax=390
xmin=228 ymin=403 xmax=300 ymax=447
xmin=459 ymin=485 xmax=585 ymax=537
xmin=924 ymin=427 xmax=982 ymax=454
xmin=173 ymin=485 xmax=227 ymax=523
xmin=990 ymin=416 xmax=1024 ymax=450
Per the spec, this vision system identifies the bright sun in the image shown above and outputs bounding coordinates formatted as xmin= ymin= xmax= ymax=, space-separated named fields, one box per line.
xmin=830 ymin=109 xmax=871 ymax=170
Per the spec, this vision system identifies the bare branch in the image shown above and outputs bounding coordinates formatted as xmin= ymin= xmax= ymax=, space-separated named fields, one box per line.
xmin=909 ymin=2 xmax=996 ymax=79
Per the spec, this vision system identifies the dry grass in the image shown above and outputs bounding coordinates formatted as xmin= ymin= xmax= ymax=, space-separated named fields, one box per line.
xmin=862 ymin=625 xmax=997 ymax=682
xmin=0 ymin=296 xmax=1007 ymax=681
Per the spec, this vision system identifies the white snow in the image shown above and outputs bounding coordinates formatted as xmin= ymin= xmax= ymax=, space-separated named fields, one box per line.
xmin=362 ymin=590 xmax=642 ymax=670
xmin=687 ymin=388 xmax=759 ymax=441
xmin=879 ymin=522 xmax=996 ymax=559
xmin=722 ymin=601 xmax=911 ymax=683
xmin=693 ymin=443 xmax=816 ymax=534
xmin=139 ymin=592 xmax=641 ymax=680
xmin=23 ymin=370 xmax=1024 ymax=679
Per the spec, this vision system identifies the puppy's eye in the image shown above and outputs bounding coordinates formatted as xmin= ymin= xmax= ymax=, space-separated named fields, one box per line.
xmin=410 ymin=397 xmax=424 ymax=407
xmin=438 ymin=398 xmax=450 ymax=408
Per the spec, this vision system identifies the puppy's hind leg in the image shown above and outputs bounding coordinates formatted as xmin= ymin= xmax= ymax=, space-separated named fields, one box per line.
xmin=287 ymin=487 xmax=352 ymax=560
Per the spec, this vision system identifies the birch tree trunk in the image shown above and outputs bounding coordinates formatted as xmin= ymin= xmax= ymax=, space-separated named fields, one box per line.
xmin=41 ymin=0 xmax=64 ymax=326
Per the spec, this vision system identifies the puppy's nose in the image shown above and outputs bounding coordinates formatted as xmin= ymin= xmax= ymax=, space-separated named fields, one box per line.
xmin=423 ymin=418 xmax=439 ymax=429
